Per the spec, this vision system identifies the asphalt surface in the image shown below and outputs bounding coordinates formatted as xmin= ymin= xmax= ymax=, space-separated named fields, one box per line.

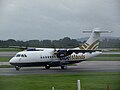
xmin=0 ymin=52 xmax=17 ymax=57
xmin=0 ymin=61 xmax=120 ymax=76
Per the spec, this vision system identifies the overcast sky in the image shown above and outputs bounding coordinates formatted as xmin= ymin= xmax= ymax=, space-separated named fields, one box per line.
xmin=0 ymin=0 xmax=120 ymax=40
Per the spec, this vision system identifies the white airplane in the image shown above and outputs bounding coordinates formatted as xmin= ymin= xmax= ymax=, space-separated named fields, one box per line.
xmin=9 ymin=28 xmax=110 ymax=70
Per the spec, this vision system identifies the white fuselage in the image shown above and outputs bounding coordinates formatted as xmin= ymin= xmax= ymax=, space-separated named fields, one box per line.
xmin=9 ymin=48 xmax=102 ymax=67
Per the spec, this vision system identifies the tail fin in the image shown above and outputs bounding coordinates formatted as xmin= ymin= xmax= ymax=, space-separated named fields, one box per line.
xmin=80 ymin=28 xmax=111 ymax=50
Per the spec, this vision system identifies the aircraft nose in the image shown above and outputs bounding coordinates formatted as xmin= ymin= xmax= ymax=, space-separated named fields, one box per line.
xmin=9 ymin=58 xmax=14 ymax=64
xmin=9 ymin=58 xmax=16 ymax=64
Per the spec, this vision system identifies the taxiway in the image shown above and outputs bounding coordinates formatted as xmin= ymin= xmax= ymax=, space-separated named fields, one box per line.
xmin=0 ymin=61 xmax=119 ymax=76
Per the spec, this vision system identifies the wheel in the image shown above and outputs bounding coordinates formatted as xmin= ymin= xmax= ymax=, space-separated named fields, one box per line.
xmin=15 ymin=66 xmax=21 ymax=71
xmin=45 ymin=65 xmax=50 ymax=69
xmin=61 ymin=65 xmax=67 ymax=70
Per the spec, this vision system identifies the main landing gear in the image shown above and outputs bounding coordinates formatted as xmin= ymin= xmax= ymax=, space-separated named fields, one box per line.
xmin=15 ymin=66 xmax=21 ymax=71
xmin=45 ymin=65 xmax=50 ymax=69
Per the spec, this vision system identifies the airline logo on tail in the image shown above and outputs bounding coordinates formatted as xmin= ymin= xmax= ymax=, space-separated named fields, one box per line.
xmin=80 ymin=40 xmax=99 ymax=50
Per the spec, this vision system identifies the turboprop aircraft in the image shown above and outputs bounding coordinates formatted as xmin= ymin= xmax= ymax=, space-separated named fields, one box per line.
xmin=9 ymin=28 xmax=110 ymax=70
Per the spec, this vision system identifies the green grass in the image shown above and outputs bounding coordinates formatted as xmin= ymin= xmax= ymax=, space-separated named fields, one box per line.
xmin=99 ymin=54 xmax=120 ymax=57
xmin=0 ymin=57 xmax=11 ymax=62
xmin=0 ymin=65 xmax=14 ymax=68
xmin=0 ymin=72 xmax=119 ymax=90
xmin=0 ymin=48 xmax=20 ymax=52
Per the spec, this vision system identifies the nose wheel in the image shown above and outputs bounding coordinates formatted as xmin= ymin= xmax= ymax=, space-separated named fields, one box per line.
xmin=15 ymin=66 xmax=21 ymax=71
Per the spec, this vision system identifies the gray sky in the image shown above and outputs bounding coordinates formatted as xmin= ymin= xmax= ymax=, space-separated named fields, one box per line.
xmin=0 ymin=0 xmax=120 ymax=40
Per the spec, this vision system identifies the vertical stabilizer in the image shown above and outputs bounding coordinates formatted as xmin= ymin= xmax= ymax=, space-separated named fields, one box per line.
xmin=80 ymin=28 xmax=111 ymax=50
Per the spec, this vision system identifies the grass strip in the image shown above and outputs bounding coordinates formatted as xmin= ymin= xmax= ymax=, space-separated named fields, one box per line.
xmin=0 ymin=72 xmax=119 ymax=90
xmin=0 ymin=65 xmax=14 ymax=68
xmin=98 ymin=54 xmax=120 ymax=57
xmin=0 ymin=48 xmax=20 ymax=52
xmin=0 ymin=57 xmax=11 ymax=62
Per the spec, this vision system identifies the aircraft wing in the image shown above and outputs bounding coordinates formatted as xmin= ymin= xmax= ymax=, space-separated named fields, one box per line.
xmin=67 ymin=49 xmax=101 ymax=54
xmin=55 ymin=49 xmax=102 ymax=58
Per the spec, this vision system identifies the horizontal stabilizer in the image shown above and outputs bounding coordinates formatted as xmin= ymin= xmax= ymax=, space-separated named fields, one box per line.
xmin=83 ymin=28 xmax=112 ymax=33
xmin=83 ymin=31 xmax=112 ymax=33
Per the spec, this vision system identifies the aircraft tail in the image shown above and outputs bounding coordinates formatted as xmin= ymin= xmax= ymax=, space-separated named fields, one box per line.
xmin=79 ymin=28 xmax=111 ymax=50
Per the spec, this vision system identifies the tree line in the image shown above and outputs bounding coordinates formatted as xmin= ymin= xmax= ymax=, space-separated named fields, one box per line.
xmin=0 ymin=37 xmax=120 ymax=48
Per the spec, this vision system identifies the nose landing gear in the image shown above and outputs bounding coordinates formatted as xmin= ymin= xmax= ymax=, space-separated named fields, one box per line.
xmin=15 ymin=66 xmax=21 ymax=71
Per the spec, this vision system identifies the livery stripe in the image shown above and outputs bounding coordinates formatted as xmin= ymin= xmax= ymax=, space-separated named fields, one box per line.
xmin=92 ymin=45 xmax=99 ymax=50
xmin=91 ymin=42 xmax=99 ymax=50
xmin=80 ymin=46 xmax=85 ymax=50
xmin=80 ymin=43 xmax=90 ymax=50
xmin=79 ymin=40 xmax=99 ymax=50
xmin=81 ymin=45 xmax=86 ymax=49
xmin=83 ymin=44 xmax=88 ymax=48
xmin=91 ymin=44 xmax=98 ymax=50
xmin=88 ymin=40 xmax=99 ymax=50
xmin=85 ymin=43 xmax=89 ymax=46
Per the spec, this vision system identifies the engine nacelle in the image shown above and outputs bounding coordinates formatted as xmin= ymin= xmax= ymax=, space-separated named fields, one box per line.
xmin=56 ymin=49 xmax=68 ymax=58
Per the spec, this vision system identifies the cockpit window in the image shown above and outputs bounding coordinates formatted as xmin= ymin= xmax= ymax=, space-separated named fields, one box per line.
xmin=24 ymin=54 xmax=27 ymax=57
xmin=21 ymin=54 xmax=24 ymax=57
xmin=16 ymin=54 xmax=21 ymax=57
xmin=16 ymin=54 xmax=27 ymax=57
